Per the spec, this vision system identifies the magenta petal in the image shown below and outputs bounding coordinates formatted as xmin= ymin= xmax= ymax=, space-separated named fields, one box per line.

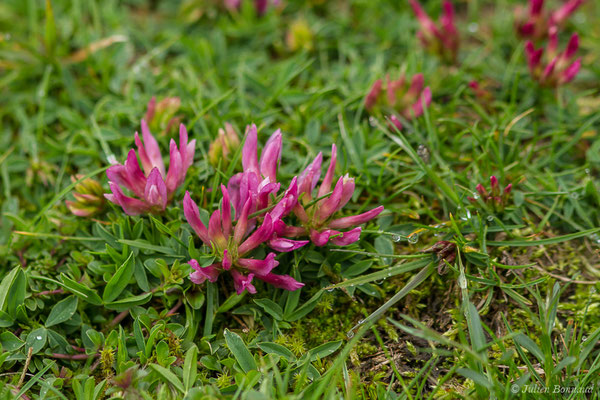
xmin=563 ymin=33 xmax=579 ymax=60
xmin=189 ymin=259 xmax=220 ymax=284
xmin=221 ymin=185 xmax=232 ymax=237
xmin=144 ymin=168 xmax=168 ymax=211
xmin=310 ymin=229 xmax=332 ymax=247
xmin=237 ymin=253 xmax=279 ymax=275
xmin=270 ymin=177 xmax=298 ymax=219
xmin=412 ymin=86 xmax=432 ymax=118
xmin=298 ymin=152 xmax=323 ymax=196
xmin=409 ymin=0 xmax=440 ymax=38
xmin=134 ymin=132 xmax=152 ymax=176
xmin=317 ymin=144 xmax=337 ymax=198
xmin=222 ymin=249 xmax=232 ymax=270
xmin=259 ymin=129 xmax=282 ymax=182
xmin=406 ymin=74 xmax=424 ymax=101
xmin=107 ymin=182 xmax=150 ymax=216
xmin=268 ymin=237 xmax=309 ymax=252
xmin=561 ymin=58 xmax=581 ymax=83
xmin=365 ymin=79 xmax=382 ymax=110
xmin=166 ymin=139 xmax=183 ymax=196
xmin=208 ymin=210 xmax=227 ymax=249
xmin=141 ymin=119 xmax=166 ymax=177
xmin=242 ymin=124 xmax=259 ymax=175
xmin=231 ymin=270 xmax=257 ymax=294
xmin=328 ymin=206 xmax=384 ymax=229
xmin=234 ymin=196 xmax=253 ymax=245
xmin=337 ymin=175 xmax=355 ymax=212
xmin=238 ymin=213 xmax=274 ymax=255
xmin=124 ymin=150 xmax=147 ymax=197
xmin=183 ymin=191 xmax=211 ymax=244
xmin=178 ymin=124 xmax=195 ymax=171
xmin=331 ymin=227 xmax=362 ymax=246
xmin=256 ymin=273 xmax=304 ymax=291
xmin=317 ymin=176 xmax=344 ymax=222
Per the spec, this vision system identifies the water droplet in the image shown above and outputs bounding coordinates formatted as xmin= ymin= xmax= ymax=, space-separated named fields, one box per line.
xmin=369 ymin=116 xmax=376 ymax=127
xmin=472 ymin=192 xmax=480 ymax=200
xmin=585 ymin=168 xmax=590 ymax=174
xmin=467 ymin=23 xmax=479 ymax=33
xmin=582 ymin=336 xmax=588 ymax=342
xmin=487 ymin=215 xmax=494 ymax=222
xmin=36 ymin=336 xmax=43 ymax=340
xmin=590 ymin=287 xmax=596 ymax=294
xmin=570 ymin=192 xmax=579 ymax=200
xmin=392 ymin=234 xmax=402 ymax=242
xmin=386 ymin=273 xmax=392 ymax=277
xmin=591 ymin=234 xmax=600 ymax=244
xmin=327 ymin=288 xmax=334 ymax=292
xmin=357 ymin=319 xmax=364 ymax=325
xmin=346 ymin=330 xmax=354 ymax=338
xmin=408 ymin=235 xmax=418 ymax=244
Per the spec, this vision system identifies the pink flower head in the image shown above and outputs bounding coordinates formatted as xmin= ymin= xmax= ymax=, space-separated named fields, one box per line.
xmin=409 ymin=0 xmax=459 ymax=63
xmin=280 ymin=144 xmax=384 ymax=247
xmin=515 ymin=0 xmax=584 ymax=40
xmin=364 ymin=74 xmax=432 ymax=130
xmin=227 ymin=124 xmax=283 ymax=216
xmin=467 ymin=175 xmax=513 ymax=212
xmin=184 ymin=185 xmax=305 ymax=294
xmin=145 ymin=96 xmax=181 ymax=136
xmin=105 ymin=121 xmax=196 ymax=215
xmin=525 ymin=29 xmax=581 ymax=87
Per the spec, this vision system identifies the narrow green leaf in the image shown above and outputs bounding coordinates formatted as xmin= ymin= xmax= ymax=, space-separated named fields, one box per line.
xmin=149 ymin=363 xmax=185 ymax=394
xmin=254 ymin=298 xmax=283 ymax=320
xmin=258 ymin=342 xmax=296 ymax=361
xmin=486 ymin=228 xmax=600 ymax=247
xmin=183 ymin=345 xmax=198 ymax=391
xmin=224 ymin=329 xmax=257 ymax=373
xmin=102 ymin=253 xmax=134 ymax=303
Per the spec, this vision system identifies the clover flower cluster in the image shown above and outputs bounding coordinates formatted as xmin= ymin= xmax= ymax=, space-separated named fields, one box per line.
xmin=98 ymin=121 xmax=383 ymax=295
xmin=467 ymin=176 xmax=513 ymax=212
xmin=365 ymin=73 xmax=432 ymax=131
xmin=515 ymin=0 xmax=583 ymax=40
xmin=525 ymin=26 xmax=580 ymax=87
xmin=184 ymin=125 xmax=384 ymax=294
xmin=409 ymin=0 xmax=459 ymax=64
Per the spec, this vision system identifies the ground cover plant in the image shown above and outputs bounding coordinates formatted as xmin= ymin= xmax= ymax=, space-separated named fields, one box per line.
xmin=1 ymin=0 xmax=600 ymax=398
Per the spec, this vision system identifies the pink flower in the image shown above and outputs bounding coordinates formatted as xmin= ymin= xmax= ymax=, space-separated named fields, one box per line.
xmin=279 ymin=144 xmax=384 ymax=247
xmin=525 ymin=29 xmax=581 ymax=87
xmin=467 ymin=176 xmax=513 ymax=211
xmin=364 ymin=74 xmax=432 ymax=130
xmin=105 ymin=121 xmax=196 ymax=215
xmin=409 ymin=0 xmax=459 ymax=63
xmin=515 ymin=0 xmax=583 ymax=40
xmin=65 ymin=176 xmax=106 ymax=217
xmin=184 ymin=185 xmax=304 ymax=294
xmin=145 ymin=96 xmax=181 ymax=136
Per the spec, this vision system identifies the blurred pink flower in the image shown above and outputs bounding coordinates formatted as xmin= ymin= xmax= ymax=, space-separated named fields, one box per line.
xmin=365 ymin=73 xmax=432 ymax=130
xmin=515 ymin=0 xmax=583 ymax=40
xmin=467 ymin=175 xmax=513 ymax=211
xmin=409 ymin=0 xmax=459 ymax=63
xmin=105 ymin=121 xmax=195 ymax=215
xmin=525 ymin=28 xmax=581 ymax=87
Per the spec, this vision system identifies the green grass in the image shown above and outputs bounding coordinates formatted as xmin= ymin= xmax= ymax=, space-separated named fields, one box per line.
xmin=1 ymin=0 xmax=600 ymax=398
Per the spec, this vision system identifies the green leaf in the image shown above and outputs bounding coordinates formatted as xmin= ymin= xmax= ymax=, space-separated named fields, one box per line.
xmin=25 ymin=328 xmax=48 ymax=354
xmin=102 ymin=252 xmax=135 ymax=303
xmin=286 ymin=289 xmax=325 ymax=322
xmin=46 ymin=296 xmax=78 ymax=327
xmin=307 ymin=341 xmax=343 ymax=361
xmin=216 ymin=292 xmax=246 ymax=314
xmin=486 ymin=227 xmax=600 ymax=246
xmin=59 ymin=274 xmax=103 ymax=305
xmin=6 ymin=268 xmax=26 ymax=318
xmin=254 ymin=298 xmax=283 ymax=320
xmin=183 ymin=345 xmax=198 ymax=391
xmin=104 ymin=292 xmax=152 ymax=311
xmin=0 ymin=267 xmax=20 ymax=312
xmin=44 ymin=0 xmax=56 ymax=56
xmin=224 ymin=329 xmax=256 ymax=373
xmin=0 ymin=331 xmax=24 ymax=352
xmin=258 ymin=342 xmax=296 ymax=361
xmin=149 ymin=363 xmax=185 ymax=394
xmin=514 ymin=333 xmax=544 ymax=363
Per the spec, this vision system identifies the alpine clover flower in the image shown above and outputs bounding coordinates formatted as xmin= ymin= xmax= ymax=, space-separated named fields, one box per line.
xmin=409 ymin=0 xmax=459 ymax=63
xmin=66 ymin=175 xmax=106 ymax=217
xmin=467 ymin=176 xmax=513 ymax=212
xmin=514 ymin=0 xmax=583 ymax=40
xmin=524 ymin=28 xmax=581 ymax=87
xmin=105 ymin=121 xmax=196 ymax=215
xmin=365 ymin=73 xmax=432 ymax=131
xmin=208 ymin=123 xmax=241 ymax=169
xmin=276 ymin=144 xmax=384 ymax=247
xmin=145 ymin=96 xmax=181 ymax=136
xmin=183 ymin=186 xmax=304 ymax=295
